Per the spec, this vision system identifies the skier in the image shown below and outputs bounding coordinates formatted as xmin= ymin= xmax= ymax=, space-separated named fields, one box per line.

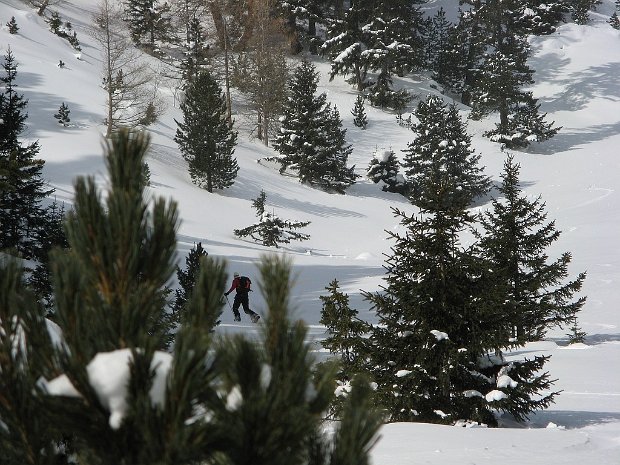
xmin=225 ymin=272 xmax=260 ymax=323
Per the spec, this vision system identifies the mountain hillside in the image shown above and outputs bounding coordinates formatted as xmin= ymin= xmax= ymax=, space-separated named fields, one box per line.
xmin=1 ymin=1 xmax=619 ymax=463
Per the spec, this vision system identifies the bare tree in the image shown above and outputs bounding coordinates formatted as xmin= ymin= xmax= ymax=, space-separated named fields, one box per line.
xmin=232 ymin=0 xmax=289 ymax=145
xmin=26 ymin=0 xmax=62 ymax=16
xmin=91 ymin=0 xmax=165 ymax=137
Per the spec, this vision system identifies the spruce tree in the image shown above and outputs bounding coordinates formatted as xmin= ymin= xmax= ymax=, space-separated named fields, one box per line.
xmin=466 ymin=0 xmax=560 ymax=148
xmin=234 ymin=190 xmax=311 ymax=248
xmin=363 ymin=202 xmax=499 ymax=425
xmin=477 ymin=154 xmax=587 ymax=345
xmin=271 ymin=60 xmax=357 ymax=193
xmin=366 ymin=148 xmax=406 ymax=194
xmin=320 ymin=279 xmax=368 ymax=377
xmin=173 ymin=241 xmax=209 ymax=319
xmin=609 ymin=12 xmax=620 ymax=29
xmin=351 ymin=94 xmax=368 ymax=129
xmin=180 ymin=16 xmax=210 ymax=84
xmin=175 ymin=71 xmax=238 ymax=192
xmin=7 ymin=16 xmax=19 ymax=34
xmin=0 ymin=48 xmax=53 ymax=258
xmin=54 ymin=102 xmax=71 ymax=126
xmin=402 ymin=95 xmax=490 ymax=208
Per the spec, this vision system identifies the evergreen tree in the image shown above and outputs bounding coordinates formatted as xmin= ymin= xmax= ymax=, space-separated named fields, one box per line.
xmin=322 ymin=2 xmax=373 ymax=90
xmin=477 ymin=154 xmax=587 ymax=345
xmin=49 ymin=10 xmax=62 ymax=33
xmin=124 ymin=0 xmax=173 ymax=47
xmin=28 ymin=199 xmax=70 ymax=314
xmin=425 ymin=8 xmax=452 ymax=81
xmin=366 ymin=148 xmax=406 ymax=194
xmin=566 ymin=316 xmax=587 ymax=344
xmin=351 ymin=94 xmax=368 ymax=129
xmin=0 ymin=48 xmax=53 ymax=258
xmin=7 ymin=16 xmax=19 ymax=34
xmin=466 ymin=0 xmax=560 ymax=148
xmin=609 ymin=11 xmax=620 ymax=29
xmin=0 ymin=259 xmax=66 ymax=464
xmin=363 ymin=200 xmax=499 ymax=424
xmin=180 ymin=16 xmax=210 ymax=84
xmin=54 ymin=102 xmax=71 ymax=126
xmin=173 ymin=241 xmax=209 ymax=319
xmin=175 ymin=71 xmax=238 ymax=192
xmin=271 ymin=60 xmax=357 ymax=193
xmin=234 ymin=190 xmax=311 ymax=248
xmin=402 ymin=95 xmax=490 ymax=209
xmin=320 ymin=278 xmax=368 ymax=377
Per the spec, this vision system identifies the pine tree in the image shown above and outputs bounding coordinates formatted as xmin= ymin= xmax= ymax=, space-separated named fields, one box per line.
xmin=175 ymin=71 xmax=238 ymax=192
xmin=320 ymin=279 xmax=368 ymax=377
xmin=49 ymin=10 xmax=62 ymax=33
xmin=54 ymin=102 xmax=71 ymax=126
xmin=173 ymin=241 xmax=209 ymax=319
xmin=28 ymin=199 xmax=70 ymax=314
xmin=6 ymin=16 xmax=19 ymax=34
xmin=402 ymin=95 xmax=490 ymax=209
xmin=322 ymin=2 xmax=373 ymax=90
xmin=425 ymin=8 xmax=452 ymax=81
xmin=0 ymin=259 xmax=65 ymax=464
xmin=366 ymin=148 xmax=406 ymax=194
xmin=477 ymin=154 xmax=587 ymax=345
xmin=180 ymin=16 xmax=210 ymax=84
xmin=609 ymin=11 xmax=620 ymax=29
xmin=0 ymin=48 xmax=53 ymax=258
xmin=234 ymin=190 xmax=311 ymax=248
xmin=124 ymin=0 xmax=172 ymax=47
xmin=271 ymin=60 xmax=357 ymax=193
xmin=351 ymin=94 xmax=368 ymax=129
xmin=466 ymin=0 xmax=560 ymax=149
xmin=566 ymin=316 xmax=587 ymax=344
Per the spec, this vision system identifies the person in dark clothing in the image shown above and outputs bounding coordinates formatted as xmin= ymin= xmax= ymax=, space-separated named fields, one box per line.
xmin=225 ymin=272 xmax=260 ymax=323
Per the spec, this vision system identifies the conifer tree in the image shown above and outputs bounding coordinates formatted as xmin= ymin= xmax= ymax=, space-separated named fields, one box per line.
xmin=175 ymin=70 xmax=238 ymax=192
xmin=0 ymin=259 xmax=66 ymax=464
xmin=54 ymin=102 xmax=71 ymax=126
xmin=0 ymin=48 xmax=53 ymax=258
xmin=366 ymin=148 xmax=406 ymax=194
xmin=609 ymin=11 xmax=620 ymax=29
xmin=402 ymin=95 xmax=490 ymax=208
xmin=271 ymin=60 xmax=357 ymax=193
xmin=425 ymin=8 xmax=452 ymax=80
xmin=28 ymin=199 xmax=70 ymax=313
xmin=173 ymin=241 xmax=208 ymax=319
xmin=477 ymin=155 xmax=587 ymax=345
xmin=180 ymin=16 xmax=210 ymax=84
xmin=124 ymin=0 xmax=173 ymax=47
xmin=7 ymin=16 xmax=19 ymax=34
xmin=234 ymin=190 xmax=311 ymax=248
xmin=363 ymin=201 xmax=499 ymax=425
xmin=320 ymin=279 xmax=368 ymax=377
xmin=351 ymin=94 xmax=368 ymax=129
xmin=466 ymin=0 xmax=560 ymax=148
xmin=566 ymin=316 xmax=587 ymax=344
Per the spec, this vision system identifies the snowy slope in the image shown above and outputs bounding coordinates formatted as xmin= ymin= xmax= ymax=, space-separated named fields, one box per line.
xmin=1 ymin=0 xmax=619 ymax=463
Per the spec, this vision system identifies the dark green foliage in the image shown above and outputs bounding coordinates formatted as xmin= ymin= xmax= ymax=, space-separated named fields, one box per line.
xmin=124 ymin=0 xmax=173 ymax=46
xmin=366 ymin=148 xmax=406 ymax=194
xmin=173 ymin=241 xmax=209 ymax=320
xmin=477 ymin=155 xmax=587 ymax=345
xmin=234 ymin=190 xmax=311 ymax=248
xmin=49 ymin=10 xmax=62 ymax=33
xmin=571 ymin=0 xmax=600 ymax=24
xmin=402 ymin=95 xmax=490 ymax=209
xmin=0 ymin=258 xmax=67 ymax=464
xmin=175 ymin=71 xmax=238 ymax=192
xmin=566 ymin=316 xmax=587 ymax=344
xmin=180 ymin=17 xmax=210 ymax=83
xmin=54 ymin=102 xmax=71 ymax=126
xmin=425 ymin=8 xmax=453 ymax=82
xmin=351 ymin=94 xmax=368 ymax=129
xmin=0 ymin=48 xmax=53 ymax=259
xmin=47 ymin=11 xmax=81 ymax=50
xmin=7 ymin=16 xmax=19 ymax=34
xmin=609 ymin=12 xmax=620 ymax=29
xmin=320 ymin=279 xmax=368 ymax=377
xmin=271 ymin=60 xmax=357 ymax=193
xmin=51 ymin=129 xmax=178 ymax=356
xmin=28 ymin=200 xmax=70 ymax=313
